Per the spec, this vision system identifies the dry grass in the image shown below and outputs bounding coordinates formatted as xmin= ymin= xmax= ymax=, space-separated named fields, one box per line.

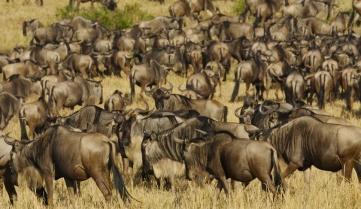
xmin=1 ymin=0 xmax=361 ymax=208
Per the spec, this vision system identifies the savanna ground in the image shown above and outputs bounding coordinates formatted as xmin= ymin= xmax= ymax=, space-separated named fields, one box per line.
xmin=1 ymin=0 xmax=361 ymax=208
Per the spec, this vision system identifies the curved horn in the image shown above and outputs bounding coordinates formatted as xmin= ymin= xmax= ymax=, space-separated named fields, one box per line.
xmin=234 ymin=107 xmax=243 ymax=118
xmin=163 ymin=81 xmax=173 ymax=92
xmin=258 ymin=103 xmax=273 ymax=115
xmin=178 ymin=83 xmax=187 ymax=92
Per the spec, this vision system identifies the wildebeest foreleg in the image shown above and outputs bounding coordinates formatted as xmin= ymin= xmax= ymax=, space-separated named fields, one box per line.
xmin=44 ymin=176 xmax=54 ymax=206
xmin=216 ymin=176 xmax=230 ymax=195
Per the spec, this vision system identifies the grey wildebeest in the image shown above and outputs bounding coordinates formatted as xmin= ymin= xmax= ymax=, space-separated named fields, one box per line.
xmin=0 ymin=92 xmax=21 ymax=130
xmin=4 ymin=126 xmax=131 ymax=205
xmin=48 ymin=77 xmax=103 ymax=117
xmin=261 ymin=116 xmax=361 ymax=181
xmin=178 ymin=132 xmax=283 ymax=194
xmin=151 ymin=88 xmax=228 ymax=122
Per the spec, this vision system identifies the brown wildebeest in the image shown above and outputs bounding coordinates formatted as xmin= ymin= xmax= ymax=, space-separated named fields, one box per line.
xmin=2 ymin=60 xmax=45 ymax=81
xmin=284 ymin=70 xmax=305 ymax=105
xmin=261 ymin=116 xmax=361 ymax=181
xmin=69 ymin=0 xmax=117 ymax=10
xmin=4 ymin=126 xmax=131 ymax=205
xmin=179 ymin=132 xmax=283 ymax=194
xmin=0 ymin=75 xmax=42 ymax=102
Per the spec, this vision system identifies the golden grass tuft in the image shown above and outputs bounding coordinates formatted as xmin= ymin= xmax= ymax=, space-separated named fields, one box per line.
xmin=1 ymin=0 xmax=361 ymax=209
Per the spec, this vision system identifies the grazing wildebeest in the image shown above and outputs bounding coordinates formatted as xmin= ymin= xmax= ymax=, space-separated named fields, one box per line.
xmin=56 ymin=105 xmax=125 ymax=138
xmin=4 ymin=126 xmax=131 ymax=205
xmin=261 ymin=116 xmax=361 ymax=181
xmin=48 ymin=77 xmax=103 ymax=116
xmin=0 ymin=75 xmax=42 ymax=102
xmin=2 ymin=60 xmax=45 ymax=81
xmin=177 ymin=132 xmax=283 ymax=194
xmin=151 ymin=88 xmax=228 ymax=122
xmin=0 ymin=92 xmax=21 ymax=130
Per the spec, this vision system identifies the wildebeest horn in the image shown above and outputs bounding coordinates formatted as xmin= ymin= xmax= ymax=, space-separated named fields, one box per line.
xmin=258 ymin=103 xmax=274 ymax=115
xmin=4 ymin=136 xmax=15 ymax=146
xmin=163 ymin=81 xmax=173 ymax=92
xmin=234 ymin=107 xmax=242 ymax=118
xmin=178 ymin=84 xmax=187 ymax=92
xmin=195 ymin=129 xmax=207 ymax=135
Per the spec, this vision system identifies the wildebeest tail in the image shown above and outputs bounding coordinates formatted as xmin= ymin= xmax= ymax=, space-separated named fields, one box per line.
xmin=271 ymin=149 xmax=282 ymax=191
xmin=19 ymin=108 xmax=29 ymax=141
xmin=129 ymin=71 xmax=135 ymax=102
xmin=108 ymin=142 xmax=138 ymax=203
xmin=230 ymin=69 xmax=240 ymax=102
xmin=318 ymin=74 xmax=325 ymax=109
xmin=223 ymin=106 xmax=228 ymax=122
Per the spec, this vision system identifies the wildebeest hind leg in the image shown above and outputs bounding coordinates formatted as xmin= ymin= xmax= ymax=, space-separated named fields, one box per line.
xmin=216 ymin=176 xmax=230 ymax=195
xmin=342 ymin=160 xmax=353 ymax=182
xmin=353 ymin=160 xmax=361 ymax=183
xmin=93 ymin=174 xmax=112 ymax=201
xmin=65 ymin=179 xmax=80 ymax=196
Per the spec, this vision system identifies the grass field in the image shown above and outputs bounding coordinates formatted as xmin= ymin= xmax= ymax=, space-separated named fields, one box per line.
xmin=1 ymin=0 xmax=361 ymax=208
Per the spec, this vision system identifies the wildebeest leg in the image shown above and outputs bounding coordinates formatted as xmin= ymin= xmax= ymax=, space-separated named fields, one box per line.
xmin=216 ymin=176 xmax=230 ymax=195
xmin=303 ymin=169 xmax=311 ymax=189
xmin=4 ymin=178 xmax=17 ymax=204
xmin=93 ymin=173 xmax=112 ymax=201
xmin=44 ymin=176 xmax=54 ymax=206
xmin=281 ymin=162 xmax=299 ymax=179
xmin=342 ymin=160 xmax=353 ymax=182
xmin=353 ymin=160 xmax=361 ymax=183
xmin=259 ymin=175 xmax=276 ymax=194
xmin=35 ymin=187 xmax=48 ymax=205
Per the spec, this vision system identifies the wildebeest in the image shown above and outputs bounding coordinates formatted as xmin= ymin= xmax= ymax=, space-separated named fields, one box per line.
xmin=69 ymin=0 xmax=117 ymax=10
xmin=261 ymin=116 xmax=361 ymax=181
xmin=48 ymin=77 xmax=103 ymax=116
xmin=2 ymin=60 xmax=45 ymax=81
xmin=19 ymin=97 xmax=50 ymax=140
xmin=151 ymin=88 xmax=228 ymax=122
xmin=56 ymin=105 xmax=125 ymax=138
xmin=179 ymin=70 xmax=220 ymax=99
xmin=104 ymin=90 xmax=130 ymax=112
xmin=129 ymin=60 xmax=170 ymax=101
xmin=179 ymin=132 xmax=283 ymax=194
xmin=284 ymin=70 xmax=305 ymax=105
xmin=0 ymin=93 xmax=21 ymax=130
xmin=4 ymin=126 xmax=131 ymax=205
xmin=0 ymin=75 xmax=42 ymax=102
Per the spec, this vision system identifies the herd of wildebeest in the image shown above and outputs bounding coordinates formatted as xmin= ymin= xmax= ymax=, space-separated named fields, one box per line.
xmin=2 ymin=0 xmax=361 ymax=206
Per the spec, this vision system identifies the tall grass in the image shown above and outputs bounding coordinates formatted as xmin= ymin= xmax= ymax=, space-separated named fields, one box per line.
xmin=56 ymin=4 xmax=154 ymax=30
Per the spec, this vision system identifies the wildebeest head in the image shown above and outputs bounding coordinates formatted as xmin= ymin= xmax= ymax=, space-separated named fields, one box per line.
xmin=150 ymin=85 xmax=173 ymax=109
